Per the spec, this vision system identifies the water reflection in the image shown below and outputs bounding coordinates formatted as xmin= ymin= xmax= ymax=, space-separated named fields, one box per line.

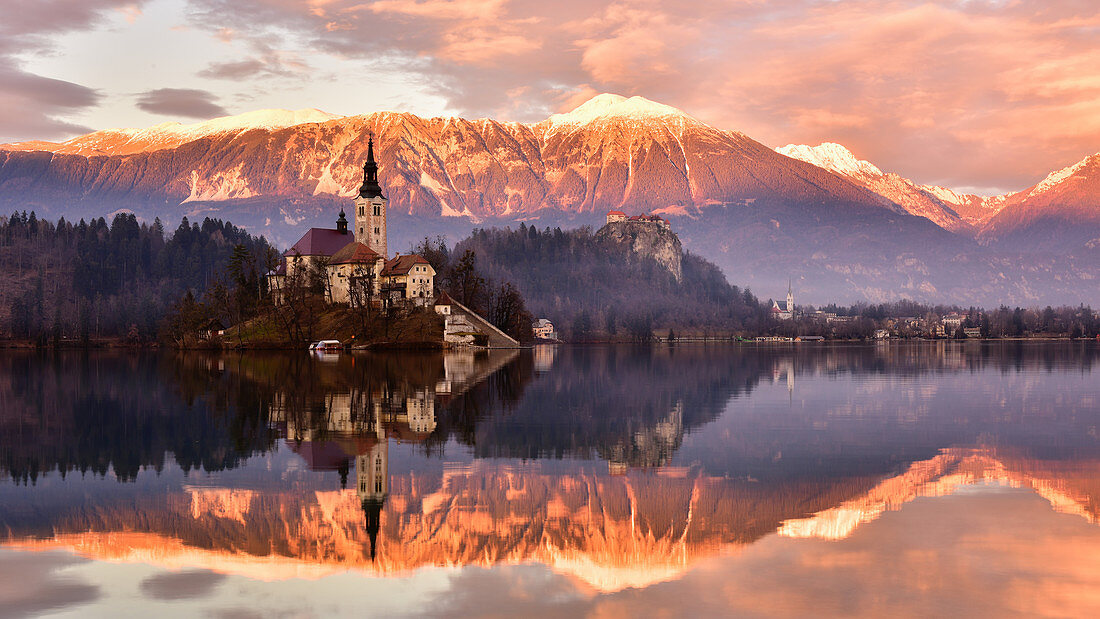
xmin=0 ymin=343 xmax=1099 ymax=607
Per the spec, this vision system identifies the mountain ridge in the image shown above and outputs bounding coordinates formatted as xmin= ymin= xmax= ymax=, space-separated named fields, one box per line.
xmin=2 ymin=94 xmax=1099 ymax=305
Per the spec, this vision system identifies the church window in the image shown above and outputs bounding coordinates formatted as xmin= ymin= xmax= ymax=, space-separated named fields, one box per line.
xmin=359 ymin=206 xmax=363 ymax=217
xmin=374 ymin=227 xmax=380 ymax=235
xmin=373 ymin=205 xmax=380 ymax=216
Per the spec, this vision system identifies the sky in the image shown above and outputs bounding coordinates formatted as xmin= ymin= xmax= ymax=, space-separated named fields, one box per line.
xmin=2 ymin=0 xmax=1100 ymax=195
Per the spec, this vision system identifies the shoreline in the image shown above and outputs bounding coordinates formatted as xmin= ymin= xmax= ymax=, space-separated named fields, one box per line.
xmin=1 ymin=336 xmax=1096 ymax=351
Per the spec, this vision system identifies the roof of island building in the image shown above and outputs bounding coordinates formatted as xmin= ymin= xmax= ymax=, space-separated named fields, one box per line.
xmin=382 ymin=253 xmax=432 ymax=277
xmin=284 ymin=228 xmax=353 ymax=257
xmin=328 ymin=242 xmax=381 ymax=265
xmin=434 ymin=291 xmax=454 ymax=306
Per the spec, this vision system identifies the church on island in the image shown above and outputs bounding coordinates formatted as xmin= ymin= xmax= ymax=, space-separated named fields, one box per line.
xmin=266 ymin=137 xmax=520 ymax=348
xmin=268 ymin=137 xmax=435 ymax=307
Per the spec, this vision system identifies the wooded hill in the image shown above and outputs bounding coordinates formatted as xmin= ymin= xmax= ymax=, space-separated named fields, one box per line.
xmin=0 ymin=212 xmax=272 ymax=343
xmin=446 ymin=224 xmax=769 ymax=339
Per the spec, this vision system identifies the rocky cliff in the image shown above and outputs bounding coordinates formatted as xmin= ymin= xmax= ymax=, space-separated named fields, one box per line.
xmin=595 ymin=220 xmax=683 ymax=281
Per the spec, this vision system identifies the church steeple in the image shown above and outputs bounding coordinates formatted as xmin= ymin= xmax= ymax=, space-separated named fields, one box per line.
xmin=353 ymin=133 xmax=388 ymax=258
xmin=358 ymin=135 xmax=385 ymax=199
xmin=336 ymin=208 xmax=348 ymax=234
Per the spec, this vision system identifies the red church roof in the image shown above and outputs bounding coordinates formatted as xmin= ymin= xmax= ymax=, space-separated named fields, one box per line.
xmin=285 ymin=228 xmax=353 ymax=257
xmin=607 ymin=210 xmax=626 ymax=216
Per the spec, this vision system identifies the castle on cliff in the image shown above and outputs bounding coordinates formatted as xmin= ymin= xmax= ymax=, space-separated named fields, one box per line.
xmin=606 ymin=210 xmax=672 ymax=230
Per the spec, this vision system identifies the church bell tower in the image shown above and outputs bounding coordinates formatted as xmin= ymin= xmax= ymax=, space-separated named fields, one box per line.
xmin=354 ymin=135 xmax=388 ymax=258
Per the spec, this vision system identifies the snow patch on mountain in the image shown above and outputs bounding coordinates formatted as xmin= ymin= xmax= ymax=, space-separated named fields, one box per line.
xmin=548 ymin=94 xmax=689 ymax=128
xmin=919 ymin=184 xmax=970 ymax=206
xmin=182 ymin=165 xmax=256 ymax=203
xmin=776 ymin=143 xmax=883 ymax=178
xmin=312 ymin=164 xmax=354 ymax=197
xmin=419 ymin=171 xmax=449 ymax=195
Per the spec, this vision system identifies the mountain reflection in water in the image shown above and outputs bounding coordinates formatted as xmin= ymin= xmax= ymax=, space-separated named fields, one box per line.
xmin=1 ymin=343 xmax=1100 ymax=612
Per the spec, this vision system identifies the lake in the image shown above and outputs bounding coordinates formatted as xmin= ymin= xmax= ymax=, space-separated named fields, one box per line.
xmin=1 ymin=342 xmax=1099 ymax=617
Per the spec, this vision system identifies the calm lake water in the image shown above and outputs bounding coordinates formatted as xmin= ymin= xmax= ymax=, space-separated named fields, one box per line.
xmin=1 ymin=342 xmax=1100 ymax=617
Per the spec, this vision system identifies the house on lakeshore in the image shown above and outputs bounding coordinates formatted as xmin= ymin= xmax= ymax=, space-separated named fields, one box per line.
xmin=532 ymin=318 xmax=556 ymax=340
xmin=198 ymin=319 xmax=225 ymax=340
xmin=942 ymin=312 xmax=964 ymax=331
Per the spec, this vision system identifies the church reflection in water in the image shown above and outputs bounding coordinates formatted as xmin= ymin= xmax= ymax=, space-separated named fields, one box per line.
xmin=1 ymin=343 xmax=1100 ymax=592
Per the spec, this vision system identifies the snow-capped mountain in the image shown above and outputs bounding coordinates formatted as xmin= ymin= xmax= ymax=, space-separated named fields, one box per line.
xmin=776 ymin=142 xmax=1006 ymax=231
xmin=0 ymin=94 xmax=894 ymax=222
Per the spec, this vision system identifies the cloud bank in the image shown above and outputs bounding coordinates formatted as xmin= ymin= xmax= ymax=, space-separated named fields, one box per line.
xmin=135 ymin=87 xmax=228 ymax=119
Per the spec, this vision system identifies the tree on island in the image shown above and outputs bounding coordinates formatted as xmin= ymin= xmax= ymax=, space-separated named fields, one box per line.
xmin=443 ymin=249 xmax=487 ymax=310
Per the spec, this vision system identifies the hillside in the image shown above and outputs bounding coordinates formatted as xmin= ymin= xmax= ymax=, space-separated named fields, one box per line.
xmin=449 ymin=224 xmax=767 ymax=338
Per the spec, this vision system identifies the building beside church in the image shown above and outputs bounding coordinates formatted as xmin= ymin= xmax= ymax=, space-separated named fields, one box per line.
xmin=380 ymin=254 xmax=435 ymax=306
xmin=268 ymin=136 xmax=434 ymax=307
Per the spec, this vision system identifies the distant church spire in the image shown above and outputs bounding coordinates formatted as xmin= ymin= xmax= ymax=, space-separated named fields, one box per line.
xmin=786 ymin=278 xmax=794 ymax=313
xmin=359 ymin=134 xmax=385 ymax=199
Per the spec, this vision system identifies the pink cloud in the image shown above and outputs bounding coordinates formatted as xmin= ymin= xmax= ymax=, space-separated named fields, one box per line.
xmin=179 ymin=0 xmax=1100 ymax=192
